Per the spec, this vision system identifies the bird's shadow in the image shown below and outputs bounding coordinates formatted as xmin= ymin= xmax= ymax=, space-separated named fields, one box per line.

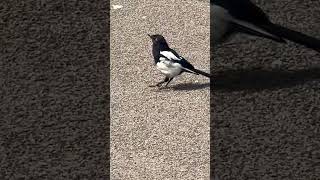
xmin=212 ymin=67 xmax=320 ymax=92
xmin=168 ymin=82 xmax=210 ymax=91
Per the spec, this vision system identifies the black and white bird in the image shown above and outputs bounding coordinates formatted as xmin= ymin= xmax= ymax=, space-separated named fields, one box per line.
xmin=211 ymin=0 xmax=320 ymax=52
xmin=148 ymin=34 xmax=211 ymax=87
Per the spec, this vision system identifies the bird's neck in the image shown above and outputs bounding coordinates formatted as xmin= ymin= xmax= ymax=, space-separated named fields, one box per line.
xmin=152 ymin=43 xmax=170 ymax=64
xmin=157 ymin=42 xmax=170 ymax=51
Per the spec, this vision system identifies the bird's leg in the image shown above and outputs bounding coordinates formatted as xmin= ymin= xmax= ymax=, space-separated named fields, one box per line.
xmin=149 ymin=77 xmax=169 ymax=87
xmin=164 ymin=78 xmax=173 ymax=87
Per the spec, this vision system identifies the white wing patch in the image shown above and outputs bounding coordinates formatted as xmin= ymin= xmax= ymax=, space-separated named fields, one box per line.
xmin=160 ymin=51 xmax=182 ymax=61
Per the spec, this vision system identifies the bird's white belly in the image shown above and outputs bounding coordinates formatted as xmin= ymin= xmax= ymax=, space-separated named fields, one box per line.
xmin=156 ymin=61 xmax=182 ymax=78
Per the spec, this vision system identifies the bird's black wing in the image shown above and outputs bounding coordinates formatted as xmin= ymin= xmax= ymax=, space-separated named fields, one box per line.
xmin=212 ymin=0 xmax=286 ymax=43
xmin=167 ymin=49 xmax=196 ymax=71
xmin=169 ymin=50 xmax=211 ymax=78
xmin=212 ymin=0 xmax=270 ymax=25
xmin=213 ymin=0 xmax=320 ymax=51
xmin=159 ymin=49 xmax=198 ymax=74
xmin=159 ymin=49 xmax=211 ymax=77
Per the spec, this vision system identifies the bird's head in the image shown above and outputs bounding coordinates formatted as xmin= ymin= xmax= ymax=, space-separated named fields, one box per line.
xmin=148 ymin=34 xmax=167 ymax=44
xmin=148 ymin=34 xmax=170 ymax=50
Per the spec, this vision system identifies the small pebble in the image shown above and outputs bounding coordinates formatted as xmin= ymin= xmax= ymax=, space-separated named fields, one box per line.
xmin=112 ymin=5 xmax=123 ymax=10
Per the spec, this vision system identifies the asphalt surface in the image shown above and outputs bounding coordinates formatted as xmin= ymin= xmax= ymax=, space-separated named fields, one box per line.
xmin=111 ymin=0 xmax=210 ymax=179
xmin=1 ymin=1 xmax=109 ymax=179
xmin=211 ymin=0 xmax=320 ymax=179
xmin=2 ymin=0 xmax=319 ymax=179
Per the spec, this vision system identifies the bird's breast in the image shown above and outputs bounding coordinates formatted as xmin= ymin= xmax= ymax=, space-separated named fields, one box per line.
xmin=156 ymin=61 xmax=182 ymax=78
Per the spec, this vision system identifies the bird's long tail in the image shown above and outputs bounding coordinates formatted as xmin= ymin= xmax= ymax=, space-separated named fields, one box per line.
xmin=232 ymin=21 xmax=286 ymax=43
xmin=261 ymin=23 xmax=320 ymax=52
xmin=232 ymin=20 xmax=320 ymax=52
xmin=192 ymin=68 xmax=212 ymax=78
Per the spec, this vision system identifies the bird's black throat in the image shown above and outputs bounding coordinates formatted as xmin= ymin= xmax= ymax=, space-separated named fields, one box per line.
xmin=152 ymin=41 xmax=170 ymax=64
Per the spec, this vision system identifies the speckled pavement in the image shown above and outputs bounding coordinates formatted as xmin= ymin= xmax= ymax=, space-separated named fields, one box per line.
xmin=1 ymin=0 xmax=109 ymax=179
xmin=111 ymin=0 xmax=210 ymax=179
xmin=2 ymin=0 xmax=319 ymax=179
xmin=211 ymin=0 xmax=320 ymax=179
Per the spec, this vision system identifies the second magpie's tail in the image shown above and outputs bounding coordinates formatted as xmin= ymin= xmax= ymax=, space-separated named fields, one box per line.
xmin=262 ymin=23 xmax=320 ymax=52
xmin=192 ymin=68 xmax=212 ymax=78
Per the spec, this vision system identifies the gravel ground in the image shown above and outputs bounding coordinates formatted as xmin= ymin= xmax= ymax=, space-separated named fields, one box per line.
xmin=110 ymin=0 xmax=210 ymax=179
xmin=2 ymin=0 xmax=319 ymax=179
xmin=211 ymin=0 xmax=320 ymax=179
xmin=1 ymin=1 xmax=109 ymax=179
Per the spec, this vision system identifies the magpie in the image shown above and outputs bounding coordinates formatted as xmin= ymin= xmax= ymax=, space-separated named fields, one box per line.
xmin=148 ymin=34 xmax=211 ymax=87
xmin=211 ymin=0 xmax=320 ymax=52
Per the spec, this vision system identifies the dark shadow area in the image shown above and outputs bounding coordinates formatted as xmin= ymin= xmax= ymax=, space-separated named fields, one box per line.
xmin=210 ymin=0 xmax=320 ymax=179
xmin=170 ymin=82 xmax=211 ymax=91
xmin=148 ymin=82 xmax=210 ymax=92
xmin=1 ymin=0 xmax=110 ymax=179
xmin=211 ymin=67 xmax=320 ymax=92
xmin=211 ymin=67 xmax=320 ymax=179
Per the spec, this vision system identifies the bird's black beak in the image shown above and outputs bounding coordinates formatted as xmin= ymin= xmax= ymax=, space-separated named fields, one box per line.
xmin=147 ymin=34 xmax=152 ymax=39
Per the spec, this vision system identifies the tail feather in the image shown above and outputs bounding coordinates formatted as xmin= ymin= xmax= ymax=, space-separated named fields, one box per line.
xmin=192 ymin=68 xmax=212 ymax=78
xmin=181 ymin=65 xmax=211 ymax=78
xmin=232 ymin=21 xmax=286 ymax=43
xmin=232 ymin=19 xmax=320 ymax=52
xmin=262 ymin=23 xmax=320 ymax=52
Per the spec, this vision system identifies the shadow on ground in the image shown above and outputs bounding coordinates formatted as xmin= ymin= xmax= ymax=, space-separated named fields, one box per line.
xmin=170 ymin=82 xmax=210 ymax=91
xmin=212 ymin=67 xmax=320 ymax=92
